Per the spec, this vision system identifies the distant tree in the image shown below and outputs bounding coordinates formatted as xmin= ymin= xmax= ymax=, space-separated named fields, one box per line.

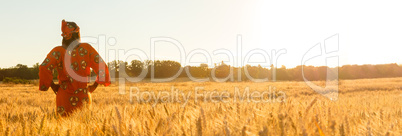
xmin=31 ymin=63 xmax=40 ymax=79
xmin=107 ymin=60 xmax=126 ymax=78
xmin=214 ymin=61 xmax=230 ymax=78
xmin=128 ymin=60 xmax=145 ymax=77
xmin=276 ymin=65 xmax=290 ymax=81
xmin=15 ymin=64 xmax=29 ymax=79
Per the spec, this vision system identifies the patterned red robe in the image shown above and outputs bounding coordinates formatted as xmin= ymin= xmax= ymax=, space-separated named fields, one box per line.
xmin=39 ymin=43 xmax=110 ymax=116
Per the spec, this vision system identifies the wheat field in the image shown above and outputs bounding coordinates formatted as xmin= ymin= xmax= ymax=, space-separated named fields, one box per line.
xmin=0 ymin=78 xmax=401 ymax=136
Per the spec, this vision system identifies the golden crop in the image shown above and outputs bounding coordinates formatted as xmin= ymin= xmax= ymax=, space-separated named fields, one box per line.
xmin=0 ymin=78 xmax=401 ymax=135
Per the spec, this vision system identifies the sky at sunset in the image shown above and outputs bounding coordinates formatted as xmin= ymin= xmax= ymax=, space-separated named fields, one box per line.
xmin=1 ymin=0 xmax=401 ymax=68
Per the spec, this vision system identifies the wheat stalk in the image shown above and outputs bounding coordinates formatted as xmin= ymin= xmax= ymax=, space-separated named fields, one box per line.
xmin=278 ymin=113 xmax=285 ymax=136
xmin=241 ymin=125 xmax=247 ymax=136
xmin=115 ymin=106 xmax=123 ymax=135
xmin=344 ymin=116 xmax=350 ymax=135
xmin=181 ymin=126 xmax=186 ymax=136
xmin=314 ymin=116 xmax=325 ymax=136
xmin=4 ymin=126 xmax=9 ymax=136
xmin=0 ymin=119 xmax=3 ymax=134
xmin=164 ymin=104 xmax=170 ymax=116
xmin=38 ymin=114 xmax=46 ymax=134
xmin=258 ymin=126 xmax=268 ymax=136
xmin=21 ymin=117 xmax=26 ymax=136
xmin=287 ymin=114 xmax=297 ymax=134
xmin=101 ymin=118 xmax=107 ymax=133
xmin=200 ymin=107 xmax=207 ymax=128
xmin=339 ymin=123 xmax=345 ymax=136
xmin=367 ymin=120 xmax=372 ymax=136
xmin=330 ymin=120 xmax=336 ymax=135
xmin=66 ymin=129 xmax=70 ymax=136
xmin=145 ymin=121 xmax=151 ymax=136
xmin=304 ymin=97 xmax=317 ymax=117
xmin=196 ymin=116 xmax=202 ymax=136
xmin=154 ymin=119 xmax=163 ymax=133
xmin=223 ymin=117 xmax=230 ymax=136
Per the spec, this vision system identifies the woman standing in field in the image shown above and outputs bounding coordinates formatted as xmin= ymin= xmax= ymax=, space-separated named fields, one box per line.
xmin=39 ymin=20 xmax=110 ymax=116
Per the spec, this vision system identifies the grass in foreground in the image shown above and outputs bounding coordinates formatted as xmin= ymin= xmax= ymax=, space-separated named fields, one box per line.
xmin=0 ymin=78 xmax=401 ymax=135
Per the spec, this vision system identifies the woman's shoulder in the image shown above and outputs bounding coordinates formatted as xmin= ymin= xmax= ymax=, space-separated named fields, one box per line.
xmin=79 ymin=43 xmax=92 ymax=48
xmin=79 ymin=43 xmax=96 ymax=50
xmin=50 ymin=46 xmax=65 ymax=52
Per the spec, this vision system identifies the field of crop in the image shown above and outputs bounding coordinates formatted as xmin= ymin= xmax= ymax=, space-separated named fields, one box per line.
xmin=0 ymin=77 xmax=401 ymax=135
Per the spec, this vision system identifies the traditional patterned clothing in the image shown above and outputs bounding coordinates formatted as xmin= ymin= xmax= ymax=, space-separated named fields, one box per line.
xmin=39 ymin=20 xmax=110 ymax=116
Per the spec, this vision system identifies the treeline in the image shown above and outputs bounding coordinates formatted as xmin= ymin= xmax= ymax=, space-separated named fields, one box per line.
xmin=0 ymin=64 xmax=40 ymax=81
xmin=1 ymin=60 xmax=402 ymax=82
